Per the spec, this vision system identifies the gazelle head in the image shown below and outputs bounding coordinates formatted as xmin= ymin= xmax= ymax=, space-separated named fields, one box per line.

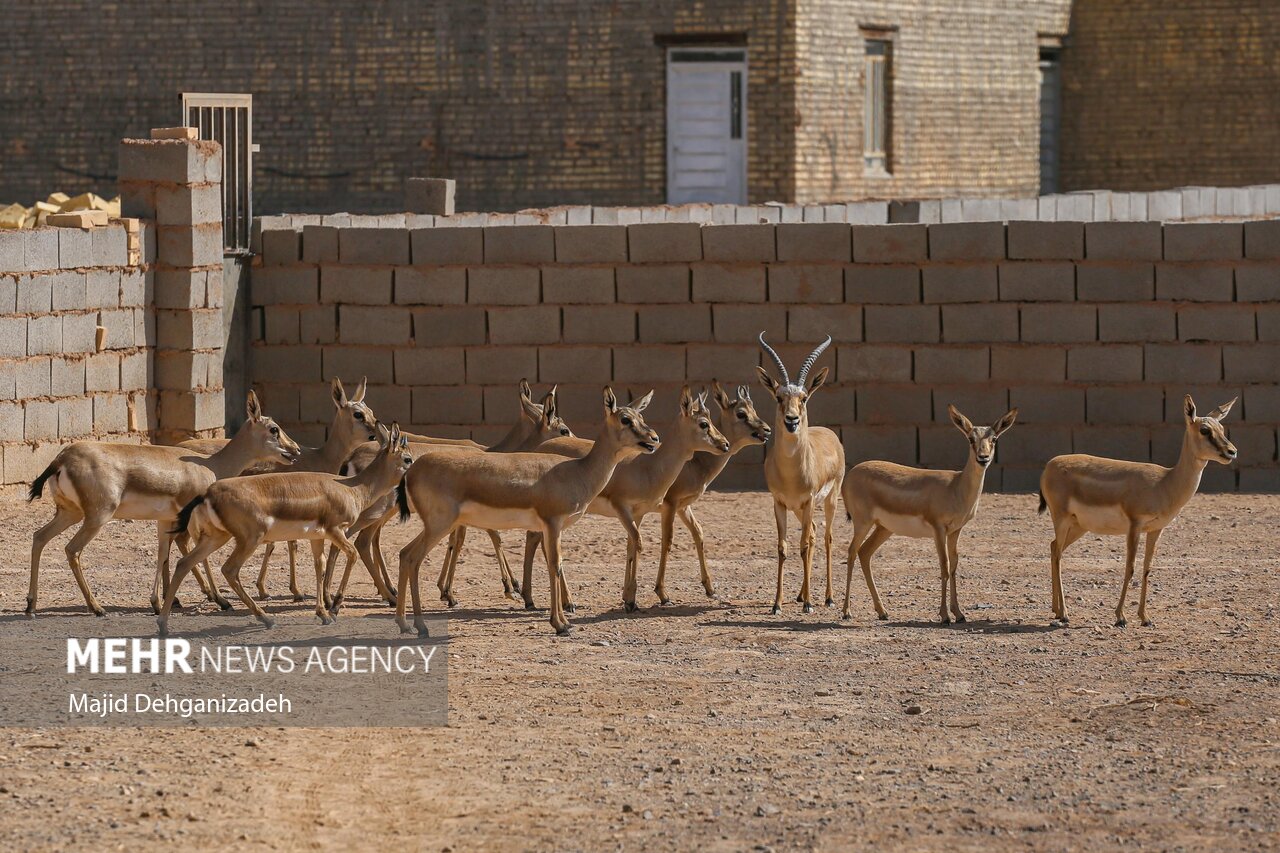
xmin=756 ymin=334 xmax=832 ymax=435
xmin=948 ymin=405 xmax=1018 ymax=468
xmin=519 ymin=380 xmax=574 ymax=440
xmin=675 ymin=385 xmax=731 ymax=454
xmin=331 ymin=376 xmax=378 ymax=442
xmin=1183 ymin=395 xmax=1238 ymax=464
xmin=243 ymin=390 xmax=302 ymax=464
xmin=601 ymin=386 xmax=660 ymax=456
xmin=711 ymin=380 xmax=771 ymax=448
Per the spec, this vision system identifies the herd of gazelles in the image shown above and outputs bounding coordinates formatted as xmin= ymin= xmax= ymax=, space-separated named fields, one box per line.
xmin=24 ymin=333 xmax=1239 ymax=636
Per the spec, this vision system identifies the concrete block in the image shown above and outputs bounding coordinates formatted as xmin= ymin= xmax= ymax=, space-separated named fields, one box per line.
xmin=15 ymin=359 xmax=50 ymax=398
xmin=1056 ymin=194 xmax=1093 ymax=222
xmin=156 ymin=184 xmax=222 ymax=227
xmin=134 ymin=305 xmax=155 ymax=348
xmin=864 ymin=305 xmax=940 ymax=343
xmin=790 ymin=304 xmax=861 ymax=344
xmin=836 ymin=345 xmax=911 ymax=382
xmin=411 ymin=227 xmax=482 ymax=265
xmin=24 ymin=399 xmax=59 ymax=440
xmin=57 ymin=228 xmax=93 ymax=269
xmin=928 ymin=385 xmax=1011 ymax=424
xmin=23 ymin=229 xmax=59 ymax=271
xmin=320 ymin=266 xmax=393 ymax=304
xmin=0 ymin=401 xmax=20 ymax=441
xmin=85 ymin=352 xmax=121 ymax=392
xmin=156 ymin=223 xmax=223 ymax=267
xmin=411 ymin=306 xmax=487 ymax=346
xmin=483 ymin=226 xmax=555 ymax=264
xmin=406 ymin=178 xmax=455 ymax=215
xmin=1145 ymin=344 xmax=1221 ymax=382
xmin=1236 ymin=263 xmax=1280 ymax=302
xmin=118 ymin=138 xmax=219 ymax=183
xmin=711 ymin=304 xmax=787 ymax=343
xmin=998 ymin=261 xmax=1074 ymax=301
xmin=2 ymin=442 xmax=60 ymax=485
xmin=857 ymin=386 xmax=931 ymax=424
xmin=465 ymin=347 xmax=540 ymax=384
xmin=887 ymin=201 xmax=920 ymax=224
xmin=298 ymin=305 xmax=338 ymax=344
xmin=1086 ymin=386 xmax=1164 ymax=424
xmin=1224 ymin=344 xmax=1280 ymax=383
xmin=845 ymin=265 xmax=921 ymax=304
xmin=339 ymin=305 xmax=412 ymax=345
xmin=252 ymin=345 xmax=321 ymax=384
xmin=48 ymin=270 xmax=86 ymax=311
xmin=84 ymin=269 xmax=120 ymax=308
xmin=468 ymin=266 xmax=540 ymax=305
xmin=1007 ymin=221 xmax=1083 ymax=260
xmin=627 ymin=223 xmax=702 ymax=263
xmin=410 ymin=386 xmax=482 ymax=425
xmin=394 ymin=347 xmax=466 ymax=386
xmin=26 ymin=314 xmax=62 ymax=355
xmin=639 ymin=304 xmax=712 ymax=343
xmin=915 ymin=346 xmax=989 ymax=383
xmin=1244 ymin=220 xmax=1280 ymax=260
xmin=120 ymin=351 xmax=151 ymax=391
xmin=120 ymin=269 xmax=148 ymax=307
xmin=1072 ymin=426 xmax=1150 ymax=462
xmin=563 ymin=305 xmax=636 ymax=344
xmin=1007 ymin=386 xmax=1083 ymax=423
xmin=155 ymin=350 xmax=213 ymax=391
xmin=1076 ymin=263 xmax=1155 ymax=301
xmin=776 ymin=223 xmax=851 ymax=262
xmin=1146 ymin=191 xmax=1181 ymax=222
xmin=1067 ymin=345 xmax=1143 ymax=382
xmin=1224 ymin=425 xmax=1276 ymax=464
xmin=616 ymin=265 xmax=689 ymax=303
xmin=702 ymin=224 xmax=776 ymax=262
xmin=394 ymin=266 xmax=467 ymax=305
xmin=685 ymin=343 xmax=759 ymax=382
xmin=1084 ymin=222 xmax=1162 ymax=260
xmin=554 ymin=226 xmax=628 ymax=264
xmin=0 ymin=230 xmax=26 ymax=270
xmin=941 ymin=303 xmax=1019 ymax=342
xmin=928 ymin=222 xmax=1005 ymax=260
xmin=1177 ymin=305 xmax=1256 ymax=342
xmin=154 ymin=269 xmax=207 ymax=309
xmin=50 ymin=357 xmax=85 ymax=398
xmin=959 ymin=198 xmax=1002 ymax=221
xmin=1164 ymin=223 xmax=1243 ymax=261
xmin=841 ymin=425 xmax=917 ymax=466
xmin=852 ymin=224 xmax=928 ymax=263
xmin=692 ymin=264 xmax=766 ymax=303
xmin=16 ymin=273 xmax=52 ymax=313
xmin=300 ymin=226 xmax=339 ymax=264
xmin=768 ymin=265 xmax=843 ymax=303
xmin=536 ymin=266 xmax=613 ymax=304
xmin=98 ymin=308 xmax=135 ymax=349
xmin=917 ymin=200 xmax=942 ymax=224
xmin=62 ymin=311 xmax=98 ymax=354
xmin=1240 ymin=468 xmax=1280 ymax=492
xmin=337 ymin=227 xmax=410 ymax=265
xmin=1258 ymin=306 xmax=1280 ymax=341
xmin=95 ymin=392 xmax=133 ymax=434
xmin=1156 ymin=265 xmax=1234 ymax=302
xmin=538 ymin=346 xmax=614 ymax=385
xmin=610 ymin=347 xmax=683 ymax=384
xmin=156 ymin=308 xmax=223 ymax=350
xmin=320 ymin=347 xmax=394 ymax=385
xmin=260 ymin=228 xmax=301 ymax=266
xmin=0 ymin=276 xmax=14 ymax=313
xmin=489 ymin=305 xmax=560 ymax=345
xmin=1021 ymin=304 xmax=1097 ymax=343
xmin=1098 ymin=304 xmax=1176 ymax=342
xmin=922 ymin=265 xmax=998 ymax=303
xmin=918 ymin=424 xmax=972 ymax=469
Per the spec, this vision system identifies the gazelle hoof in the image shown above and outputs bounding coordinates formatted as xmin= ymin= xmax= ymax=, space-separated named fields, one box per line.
xmin=704 ymin=588 xmax=717 ymax=599
xmin=511 ymin=582 xmax=523 ymax=595
xmin=565 ymin=603 xmax=577 ymax=614
xmin=292 ymin=594 xmax=306 ymax=603
xmin=256 ymin=591 xmax=269 ymax=601
xmin=1141 ymin=619 xmax=1153 ymax=628
xmin=841 ymin=612 xmax=851 ymax=621
xmin=217 ymin=599 xmax=233 ymax=611
xmin=446 ymin=597 xmax=458 ymax=609
xmin=954 ymin=613 xmax=967 ymax=623
xmin=555 ymin=625 xmax=573 ymax=636
xmin=623 ymin=601 xmax=638 ymax=614
xmin=523 ymin=601 xmax=537 ymax=611
xmin=770 ymin=605 xmax=781 ymax=615
xmin=802 ymin=603 xmax=814 ymax=615
xmin=876 ymin=612 xmax=889 ymax=621
xmin=319 ymin=616 xmax=333 ymax=626
xmin=825 ymin=598 xmax=835 ymax=607
xmin=397 ymin=622 xmax=413 ymax=634
xmin=25 ymin=599 xmax=35 ymax=618
xmin=659 ymin=598 xmax=673 ymax=607
xmin=1114 ymin=618 xmax=1127 ymax=628
xmin=93 ymin=608 xmax=106 ymax=618
xmin=156 ymin=620 xmax=168 ymax=637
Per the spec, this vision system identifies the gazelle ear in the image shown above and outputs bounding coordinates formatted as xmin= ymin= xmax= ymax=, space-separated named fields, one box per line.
xmin=246 ymin=390 xmax=263 ymax=421
xmin=541 ymin=387 xmax=559 ymax=423
xmin=712 ymin=379 xmax=733 ymax=410
xmin=519 ymin=378 xmax=533 ymax=403
xmin=679 ymin=385 xmax=695 ymax=416
xmin=332 ymin=377 xmax=348 ymax=407
xmin=603 ymin=386 xmax=618 ymax=413
xmin=352 ymin=376 xmax=368 ymax=403
xmin=807 ymin=366 xmax=829 ymax=394
xmin=738 ymin=384 xmax=752 ymax=403
xmin=388 ymin=423 xmax=401 ymax=447
xmin=698 ymin=389 xmax=710 ymax=411
xmin=1184 ymin=394 xmax=1197 ymax=423
xmin=756 ymin=366 xmax=780 ymax=394
xmin=1208 ymin=397 xmax=1237 ymax=421
xmin=632 ymin=390 xmax=654 ymax=412
xmin=375 ymin=422 xmax=391 ymax=446
xmin=520 ymin=381 xmax=543 ymax=421
xmin=993 ymin=408 xmax=1019 ymax=437
xmin=948 ymin=404 xmax=974 ymax=434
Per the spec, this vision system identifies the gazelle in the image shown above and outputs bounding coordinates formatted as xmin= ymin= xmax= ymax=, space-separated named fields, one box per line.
xmin=396 ymin=387 xmax=659 ymax=636
xmin=756 ymin=333 xmax=845 ymax=614
xmin=1039 ymin=394 xmax=1237 ymax=628
xmin=159 ymin=423 xmax=412 ymax=634
xmin=518 ymin=386 xmax=730 ymax=612
xmin=653 ymin=380 xmax=771 ymax=605
xmin=26 ymin=392 xmax=301 ymax=616
xmin=842 ymin=405 xmax=1018 ymax=624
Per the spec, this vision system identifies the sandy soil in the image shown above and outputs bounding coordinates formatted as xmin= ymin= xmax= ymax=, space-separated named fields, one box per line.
xmin=0 ymin=488 xmax=1277 ymax=851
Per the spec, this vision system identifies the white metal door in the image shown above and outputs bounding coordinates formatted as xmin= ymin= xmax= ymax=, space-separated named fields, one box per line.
xmin=666 ymin=49 xmax=747 ymax=205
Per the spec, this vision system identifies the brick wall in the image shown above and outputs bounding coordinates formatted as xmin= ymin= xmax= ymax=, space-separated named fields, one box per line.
xmin=247 ymin=218 xmax=1280 ymax=492
xmin=1060 ymin=0 xmax=1280 ymax=192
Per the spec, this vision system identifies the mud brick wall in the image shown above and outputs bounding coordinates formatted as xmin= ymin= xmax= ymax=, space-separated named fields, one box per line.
xmin=0 ymin=224 xmax=156 ymax=485
xmin=248 ymin=219 xmax=1280 ymax=492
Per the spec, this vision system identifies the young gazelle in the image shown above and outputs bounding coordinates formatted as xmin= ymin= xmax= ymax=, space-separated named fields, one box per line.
xmin=159 ymin=424 xmax=412 ymax=634
xmin=842 ymin=405 xmax=1018 ymax=624
xmin=396 ymin=387 xmax=659 ymax=636
xmin=518 ymin=386 xmax=730 ymax=612
xmin=652 ymin=381 xmax=771 ymax=605
xmin=1040 ymin=395 xmax=1238 ymax=628
xmin=26 ymin=392 xmax=301 ymax=616
xmin=756 ymin=334 xmax=845 ymax=614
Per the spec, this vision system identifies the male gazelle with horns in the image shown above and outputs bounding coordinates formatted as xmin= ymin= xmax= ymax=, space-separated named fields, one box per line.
xmin=1039 ymin=394 xmax=1238 ymax=628
xmin=842 ymin=405 xmax=1018 ymax=624
xmin=757 ymin=334 xmax=845 ymax=614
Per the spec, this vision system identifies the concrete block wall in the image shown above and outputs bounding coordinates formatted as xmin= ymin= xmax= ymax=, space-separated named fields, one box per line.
xmin=248 ymin=218 xmax=1280 ymax=491
xmin=0 ymin=224 xmax=156 ymax=485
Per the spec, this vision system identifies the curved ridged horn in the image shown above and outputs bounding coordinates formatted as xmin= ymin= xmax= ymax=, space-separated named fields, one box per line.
xmin=758 ymin=332 xmax=790 ymax=385
xmin=797 ymin=335 xmax=832 ymax=384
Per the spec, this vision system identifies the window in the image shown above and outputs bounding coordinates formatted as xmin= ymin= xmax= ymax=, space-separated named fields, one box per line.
xmin=863 ymin=38 xmax=893 ymax=174
xmin=1038 ymin=46 xmax=1062 ymax=194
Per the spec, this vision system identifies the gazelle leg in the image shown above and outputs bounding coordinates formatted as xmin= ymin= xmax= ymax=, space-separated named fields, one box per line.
xmin=543 ymin=520 xmax=571 ymax=635
xmin=822 ymin=493 xmax=837 ymax=606
xmin=798 ymin=503 xmax=816 ymax=614
xmin=371 ymin=523 xmax=397 ymax=602
xmin=681 ymin=506 xmax=714 ymax=599
xmin=319 ymin=532 xmax=360 ymax=625
xmin=521 ymin=531 xmax=541 ymax=609
xmin=65 ymin=512 xmax=112 ymax=616
xmin=933 ymin=527 xmax=951 ymax=625
xmin=559 ymin=548 xmax=576 ymax=614
xmin=152 ymin=526 xmax=173 ymax=615
xmin=220 ymin=537 xmax=276 ymax=628
xmin=771 ymin=500 xmax=788 ymax=615
xmin=255 ymin=542 xmax=274 ymax=600
xmin=1050 ymin=519 xmax=1083 ymax=624
xmin=288 ymin=540 xmax=304 ymax=601
xmin=488 ymin=529 xmax=518 ymax=600
xmin=397 ymin=517 xmax=453 ymax=636
xmin=28 ymin=505 xmax=82 ymax=616
xmin=158 ymin=531 xmax=231 ymax=635
xmin=437 ymin=527 xmax=465 ymax=607
xmin=1137 ymin=528 xmax=1162 ymax=627
xmin=308 ymin=539 xmax=332 ymax=622
xmin=946 ymin=530 xmax=965 ymax=622
xmin=858 ymin=524 xmax=893 ymax=620
xmin=176 ymin=533 xmax=231 ymax=610
xmin=654 ymin=502 xmax=676 ymax=605
xmin=1114 ymin=523 xmax=1141 ymax=628
xmin=841 ymin=522 xmax=872 ymax=620
xmin=618 ymin=507 xmax=641 ymax=613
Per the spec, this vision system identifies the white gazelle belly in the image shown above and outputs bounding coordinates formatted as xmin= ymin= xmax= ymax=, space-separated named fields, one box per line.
xmin=115 ymin=491 xmax=181 ymax=520
xmin=458 ymin=502 xmax=542 ymax=531
xmin=263 ymin=519 xmax=329 ymax=541
xmin=874 ymin=510 xmax=936 ymax=539
xmin=1066 ymin=500 xmax=1131 ymax=535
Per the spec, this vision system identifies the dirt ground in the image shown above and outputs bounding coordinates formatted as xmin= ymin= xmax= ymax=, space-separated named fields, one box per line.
xmin=0 ymin=488 xmax=1277 ymax=851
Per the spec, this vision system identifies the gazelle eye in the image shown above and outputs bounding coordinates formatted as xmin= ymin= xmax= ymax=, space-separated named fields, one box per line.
xmin=269 ymin=426 xmax=279 ymax=436
xmin=621 ymin=416 xmax=632 ymax=427
xmin=737 ymin=411 xmax=747 ymax=420
xmin=699 ymin=420 xmax=709 ymax=429
xmin=1200 ymin=425 xmax=1211 ymax=435
xmin=354 ymin=411 xmax=365 ymax=421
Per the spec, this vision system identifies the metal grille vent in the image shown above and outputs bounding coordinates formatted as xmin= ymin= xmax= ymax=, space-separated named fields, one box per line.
xmin=181 ymin=92 xmax=254 ymax=254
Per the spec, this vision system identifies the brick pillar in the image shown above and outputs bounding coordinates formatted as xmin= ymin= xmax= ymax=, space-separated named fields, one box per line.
xmin=118 ymin=136 xmax=225 ymax=443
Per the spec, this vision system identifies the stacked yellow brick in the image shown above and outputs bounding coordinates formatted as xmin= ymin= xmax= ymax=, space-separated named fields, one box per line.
xmin=0 ymin=192 xmax=122 ymax=229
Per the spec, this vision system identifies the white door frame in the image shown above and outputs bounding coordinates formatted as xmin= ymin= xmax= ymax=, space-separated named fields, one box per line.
xmin=665 ymin=47 xmax=748 ymax=205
